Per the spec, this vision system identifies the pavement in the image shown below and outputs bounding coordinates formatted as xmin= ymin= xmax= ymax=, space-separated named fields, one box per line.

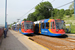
xmin=66 ymin=33 xmax=75 ymax=36
xmin=0 ymin=30 xmax=47 ymax=50
xmin=0 ymin=35 xmax=3 ymax=45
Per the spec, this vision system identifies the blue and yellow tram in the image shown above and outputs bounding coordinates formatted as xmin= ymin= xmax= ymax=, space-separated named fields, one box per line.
xmin=34 ymin=19 xmax=65 ymax=36
xmin=12 ymin=24 xmax=16 ymax=30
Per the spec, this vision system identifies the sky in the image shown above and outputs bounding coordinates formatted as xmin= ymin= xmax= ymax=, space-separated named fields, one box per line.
xmin=0 ymin=0 xmax=74 ymax=25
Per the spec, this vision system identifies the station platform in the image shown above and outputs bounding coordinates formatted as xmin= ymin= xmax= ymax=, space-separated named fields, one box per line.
xmin=66 ymin=33 xmax=75 ymax=36
xmin=0 ymin=30 xmax=47 ymax=50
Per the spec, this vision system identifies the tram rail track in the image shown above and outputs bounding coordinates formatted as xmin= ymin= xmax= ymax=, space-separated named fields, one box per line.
xmin=28 ymin=35 xmax=75 ymax=50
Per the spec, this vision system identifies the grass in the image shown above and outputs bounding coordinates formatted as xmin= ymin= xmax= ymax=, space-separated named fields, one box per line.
xmin=71 ymin=24 xmax=75 ymax=33
xmin=63 ymin=14 xmax=75 ymax=33
xmin=62 ymin=14 xmax=75 ymax=20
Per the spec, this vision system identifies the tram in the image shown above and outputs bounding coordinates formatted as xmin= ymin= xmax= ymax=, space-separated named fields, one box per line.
xmin=34 ymin=19 xmax=65 ymax=36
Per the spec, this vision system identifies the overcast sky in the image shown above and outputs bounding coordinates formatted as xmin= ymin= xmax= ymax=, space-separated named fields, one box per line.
xmin=0 ymin=0 xmax=74 ymax=25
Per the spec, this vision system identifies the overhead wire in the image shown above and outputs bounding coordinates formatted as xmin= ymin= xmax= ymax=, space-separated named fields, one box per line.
xmin=11 ymin=0 xmax=44 ymax=23
xmin=18 ymin=0 xmax=44 ymax=21
xmin=12 ymin=0 xmax=74 ymax=23
xmin=56 ymin=1 xmax=74 ymax=8
xmin=51 ymin=0 xmax=55 ymax=3
xmin=19 ymin=0 xmax=74 ymax=21
xmin=18 ymin=0 xmax=55 ymax=21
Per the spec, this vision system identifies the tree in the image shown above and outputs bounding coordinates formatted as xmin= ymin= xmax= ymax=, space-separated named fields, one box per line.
xmin=53 ymin=8 xmax=59 ymax=18
xmin=27 ymin=1 xmax=53 ymax=21
xmin=35 ymin=1 xmax=53 ymax=19
xmin=27 ymin=13 xmax=37 ymax=22
xmin=37 ymin=15 xmax=45 ymax=20
xmin=69 ymin=2 xmax=74 ymax=10
xmin=69 ymin=2 xmax=74 ymax=14
xmin=59 ymin=9 xmax=65 ymax=19
xmin=27 ymin=13 xmax=32 ymax=21
xmin=10 ymin=24 xmax=13 ymax=28
xmin=23 ymin=18 xmax=27 ymax=21
xmin=65 ymin=9 xmax=70 ymax=15
xmin=70 ymin=9 xmax=74 ymax=14
xmin=13 ymin=22 xmax=16 ymax=24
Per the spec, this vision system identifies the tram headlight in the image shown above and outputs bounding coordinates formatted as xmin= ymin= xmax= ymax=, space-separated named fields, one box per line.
xmin=25 ymin=29 xmax=26 ymax=31
xmin=56 ymin=29 xmax=59 ymax=32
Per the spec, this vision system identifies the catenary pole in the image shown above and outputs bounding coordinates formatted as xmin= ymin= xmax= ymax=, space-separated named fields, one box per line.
xmin=5 ymin=0 xmax=7 ymax=38
xmin=5 ymin=0 xmax=7 ymax=29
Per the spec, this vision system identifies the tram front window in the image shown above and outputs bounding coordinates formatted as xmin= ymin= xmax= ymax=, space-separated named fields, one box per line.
xmin=24 ymin=22 xmax=33 ymax=29
xmin=55 ymin=20 xmax=65 ymax=29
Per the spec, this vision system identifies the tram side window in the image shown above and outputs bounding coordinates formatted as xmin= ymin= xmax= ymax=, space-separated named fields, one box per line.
xmin=17 ymin=24 xmax=19 ymax=30
xmin=42 ymin=23 xmax=44 ymax=29
xmin=53 ymin=22 xmax=55 ymax=29
xmin=51 ymin=22 xmax=52 ymax=29
xmin=16 ymin=25 xmax=18 ymax=29
xmin=14 ymin=26 xmax=15 ymax=29
xmin=21 ymin=23 xmax=24 ymax=29
xmin=19 ymin=24 xmax=21 ymax=29
xmin=46 ymin=22 xmax=49 ymax=29
xmin=21 ymin=24 xmax=22 ymax=29
xmin=51 ymin=22 xmax=55 ymax=29
xmin=17 ymin=25 xmax=19 ymax=30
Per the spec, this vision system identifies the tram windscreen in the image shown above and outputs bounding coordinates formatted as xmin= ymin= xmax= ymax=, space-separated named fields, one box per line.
xmin=24 ymin=22 xmax=33 ymax=29
xmin=55 ymin=20 xmax=65 ymax=29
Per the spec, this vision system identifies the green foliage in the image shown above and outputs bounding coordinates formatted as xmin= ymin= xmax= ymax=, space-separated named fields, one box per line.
xmin=62 ymin=15 xmax=75 ymax=33
xmin=9 ymin=22 xmax=17 ymax=28
xmin=23 ymin=18 xmax=27 ymax=21
xmin=71 ymin=24 xmax=75 ymax=33
xmin=37 ymin=15 xmax=45 ymax=20
xmin=59 ymin=9 xmax=65 ymax=19
xmin=53 ymin=9 xmax=65 ymax=19
xmin=35 ymin=1 xmax=53 ymax=19
xmin=65 ymin=9 xmax=70 ymax=15
xmin=69 ymin=2 xmax=74 ymax=16
xmin=27 ymin=1 xmax=53 ymax=21
xmin=26 ymin=1 xmax=75 ymax=33
xmin=13 ymin=22 xmax=16 ymax=24
xmin=27 ymin=13 xmax=33 ymax=21
xmin=27 ymin=13 xmax=37 ymax=21
xmin=53 ymin=8 xmax=59 ymax=17
xmin=70 ymin=9 xmax=74 ymax=14
xmin=27 ymin=1 xmax=74 ymax=21
xmin=9 ymin=24 xmax=13 ymax=28
xmin=69 ymin=2 xmax=74 ymax=10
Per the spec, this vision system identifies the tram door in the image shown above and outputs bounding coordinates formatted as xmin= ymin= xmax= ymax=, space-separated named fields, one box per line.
xmin=45 ymin=22 xmax=49 ymax=35
xmin=21 ymin=23 xmax=24 ymax=32
xmin=17 ymin=24 xmax=19 ymax=31
xmin=39 ymin=23 xmax=41 ymax=33
xmin=41 ymin=23 xmax=44 ymax=34
xmin=19 ymin=24 xmax=21 ymax=33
